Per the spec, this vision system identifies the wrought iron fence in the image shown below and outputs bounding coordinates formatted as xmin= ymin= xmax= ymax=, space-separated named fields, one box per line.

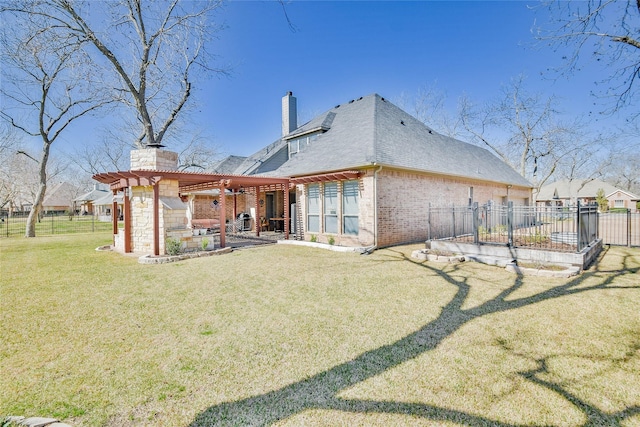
xmin=0 ymin=212 xmax=118 ymax=238
xmin=427 ymin=202 xmax=600 ymax=253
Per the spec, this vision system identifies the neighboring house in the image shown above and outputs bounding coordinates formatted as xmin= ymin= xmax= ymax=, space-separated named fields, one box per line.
xmin=536 ymin=179 xmax=640 ymax=211
xmin=93 ymin=192 xmax=124 ymax=221
xmin=75 ymin=184 xmax=110 ymax=215
xmin=215 ymin=92 xmax=533 ymax=248
xmin=42 ymin=182 xmax=80 ymax=214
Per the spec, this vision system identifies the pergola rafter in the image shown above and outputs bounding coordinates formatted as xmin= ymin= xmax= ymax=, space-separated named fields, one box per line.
xmin=93 ymin=170 xmax=293 ymax=253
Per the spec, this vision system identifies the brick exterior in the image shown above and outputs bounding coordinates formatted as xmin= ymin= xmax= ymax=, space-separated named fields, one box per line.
xmin=375 ymin=168 xmax=531 ymax=247
xmin=297 ymin=167 xmax=532 ymax=248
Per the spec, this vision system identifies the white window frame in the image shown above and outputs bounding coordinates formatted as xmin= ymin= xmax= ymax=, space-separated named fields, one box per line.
xmin=307 ymin=184 xmax=320 ymax=233
xmin=324 ymin=182 xmax=338 ymax=234
xmin=342 ymin=180 xmax=359 ymax=235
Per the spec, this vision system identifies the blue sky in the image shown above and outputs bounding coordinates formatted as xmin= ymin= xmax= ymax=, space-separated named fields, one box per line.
xmin=192 ymin=0 xmax=611 ymax=157
xmin=47 ymin=1 xmax=624 ymax=160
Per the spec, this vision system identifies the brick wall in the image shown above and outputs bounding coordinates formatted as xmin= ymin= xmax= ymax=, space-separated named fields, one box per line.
xmin=296 ymin=167 xmax=531 ymax=248
xmin=376 ymin=168 xmax=531 ymax=247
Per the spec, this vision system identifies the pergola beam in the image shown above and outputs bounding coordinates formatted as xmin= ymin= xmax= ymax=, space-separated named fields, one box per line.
xmin=290 ymin=171 xmax=361 ymax=184
xmin=92 ymin=170 xmax=295 ymax=253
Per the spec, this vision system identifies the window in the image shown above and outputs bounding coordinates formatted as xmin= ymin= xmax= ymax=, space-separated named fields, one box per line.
xmin=307 ymin=184 xmax=319 ymax=232
xmin=324 ymin=183 xmax=338 ymax=233
xmin=342 ymin=180 xmax=359 ymax=235
xmin=615 ymin=200 xmax=624 ymax=208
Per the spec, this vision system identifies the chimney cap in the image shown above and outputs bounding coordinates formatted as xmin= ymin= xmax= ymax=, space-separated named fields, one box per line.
xmin=286 ymin=91 xmax=293 ymax=96
xmin=146 ymin=142 xmax=165 ymax=148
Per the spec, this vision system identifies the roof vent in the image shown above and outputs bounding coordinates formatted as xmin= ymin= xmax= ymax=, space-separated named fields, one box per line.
xmin=349 ymin=99 xmax=354 ymax=103
xmin=357 ymin=97 xmax=363 ymax=101
xmin=400 ymin=120 xmax=405 ymax=125
xmin=335 ymin=105 xmax=340 ymax=109
xmin=428 ymin=129 xmax=433 ymax=134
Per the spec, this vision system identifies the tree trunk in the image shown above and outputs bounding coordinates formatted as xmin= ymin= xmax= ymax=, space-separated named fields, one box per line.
xmin=25 ymin=141 xmax=51 ymax=237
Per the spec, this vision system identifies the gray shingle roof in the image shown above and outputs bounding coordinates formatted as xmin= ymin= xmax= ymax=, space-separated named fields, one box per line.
xmin=227 ymin=94 xmax=531 ymax=188
xmin=266 ymin=94 xmax=531 ymax=187
xmin=210 ymin=155 xmax=248 ymax=174
xmin=74 ymin=185 xmax=107 ymax=202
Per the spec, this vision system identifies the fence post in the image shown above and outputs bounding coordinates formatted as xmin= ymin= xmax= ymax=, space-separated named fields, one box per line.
xmin=452 ymin=204 xmax=456 ymax=238
xmin=473 ymin=202 xmax=479 ymax=244
xmin=507 ymin=201 xmax=513 ymax=247
xmin=427 ymin=202 xmax=431 ymax=241
xmin=576 ymin=201 xmax=581 ymax=252
xmin=628 ymin=208 xmax=632 ymax=248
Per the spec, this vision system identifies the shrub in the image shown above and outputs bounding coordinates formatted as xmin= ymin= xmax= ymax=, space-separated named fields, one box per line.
xmin=494 ymin=224 xmax=507 ymax=235
xmin=328 ymin=236 xmax=335 ymax=245
xmin=201 ymin=238 xmax=209 ymax=251
xmin=596 ymin=188 xmax=609 ymax=212
xmin=310 ymin=234 xmax=317 ymax=243
xmin=165 ymin=238 xmax=182 ymax=256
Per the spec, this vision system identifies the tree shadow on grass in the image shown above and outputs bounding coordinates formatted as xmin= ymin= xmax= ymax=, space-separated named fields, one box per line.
xmin=189 ymin=247 xmax=640 ymax=426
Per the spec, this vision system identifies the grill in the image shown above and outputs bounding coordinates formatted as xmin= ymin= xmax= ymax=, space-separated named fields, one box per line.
xmin=237 ymin=212 xmax=251 ymax=231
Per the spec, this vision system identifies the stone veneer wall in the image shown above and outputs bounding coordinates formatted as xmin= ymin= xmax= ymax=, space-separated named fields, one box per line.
xmin=130 ymin=148 xmax=178 ymax=171
xmin=125 ymin=149 xmax=188 ymax=254
xmin=130 ymin=186 xmax=155 ymax=253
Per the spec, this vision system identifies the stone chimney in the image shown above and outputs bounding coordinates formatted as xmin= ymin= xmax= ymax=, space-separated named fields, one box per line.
xmin=130 ymin=147 xmax=178 ymax=171
xmin=282 ymin=91 xmax=297 ymax=137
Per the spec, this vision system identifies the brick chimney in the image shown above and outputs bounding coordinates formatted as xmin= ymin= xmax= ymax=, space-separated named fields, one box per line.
xmin=282 ymin=91 xmax=297 ymax=137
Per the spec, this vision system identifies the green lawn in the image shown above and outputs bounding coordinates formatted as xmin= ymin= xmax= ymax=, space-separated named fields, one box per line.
xmin=1 ymin=234 xmax=639 ymax=426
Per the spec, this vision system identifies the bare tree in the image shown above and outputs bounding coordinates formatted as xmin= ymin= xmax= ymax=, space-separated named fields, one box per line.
xmin=0 ymin=9 xmax=111 ymax=236
xmin=3 ymin=0 xmax=225 ymax=149
xmin=398 ymin=83 xmax=462 ymax=138
xmin=72 ymin=134 xmax=133 ymax=176
xmin=458 ymin=76 xmax=599 ymax=192
xmin=71 ymin=126 xmax=221 ymax=176
xmin=0 ymin=125 xmax=22 ymax=213
xmin=177 ymin=132 xmax=221 ymax=171
xmin=537 ymin=0 xmax=640 ymax=113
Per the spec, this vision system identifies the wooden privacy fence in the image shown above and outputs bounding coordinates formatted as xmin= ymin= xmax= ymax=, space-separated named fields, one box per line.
xmin=426 ymin=202 xmax=600 ymax=253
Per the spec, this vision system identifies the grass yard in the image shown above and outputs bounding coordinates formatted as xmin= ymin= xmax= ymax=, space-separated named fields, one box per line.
xmin=1 ymin=234 xmax=639 ymax=426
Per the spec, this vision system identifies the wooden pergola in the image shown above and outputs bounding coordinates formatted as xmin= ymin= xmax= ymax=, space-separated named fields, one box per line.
xmin=93 ymin=169 xmax=291 ymax=255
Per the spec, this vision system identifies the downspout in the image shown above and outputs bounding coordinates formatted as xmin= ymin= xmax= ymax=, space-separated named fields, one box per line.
xmin=373 ymin=164 xmax=383 ymax=249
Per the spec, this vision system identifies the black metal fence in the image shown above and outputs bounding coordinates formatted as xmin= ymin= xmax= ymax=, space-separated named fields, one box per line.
xmin=427 ymin=202 xmax=600 ymax=253
xmin=0 ymin=212 xmax=117 ymax=238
